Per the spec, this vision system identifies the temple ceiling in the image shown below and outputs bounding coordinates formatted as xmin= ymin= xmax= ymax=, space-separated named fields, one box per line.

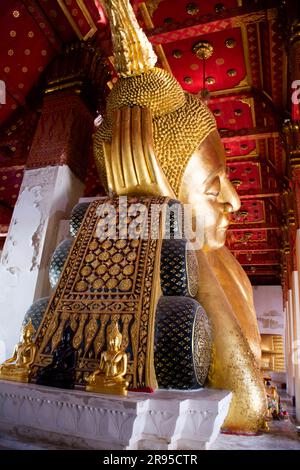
xmin=0 ymin=0 xmax=290 ymax=285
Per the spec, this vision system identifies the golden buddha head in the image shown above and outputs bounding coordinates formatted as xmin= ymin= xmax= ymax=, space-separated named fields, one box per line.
xmin=107 ymin=322 xmax=122 ymax=351
xmin=21 ymin=320 xmax=35 ymax=343
xmin=94 ymin=0 xmax=241 ymax=251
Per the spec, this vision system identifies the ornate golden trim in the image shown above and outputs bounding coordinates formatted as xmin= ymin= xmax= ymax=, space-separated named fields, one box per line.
xmin=256 ymin=22 xmax=264 ymax=88
xmin=240 ymin=24 xmax=252 ymax=87
xmin=57 ymin=0 xmax=97 ymax=41
xmin=210 ymin=85 xmax=251 ymax=97
xmin=45 ymin=81 xmax=83 ymax=94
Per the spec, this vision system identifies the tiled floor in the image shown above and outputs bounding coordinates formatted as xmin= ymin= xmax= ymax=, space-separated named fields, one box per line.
xmin=211 ymin=418 xmax=300 ymax=450
xmin=211 ymin=391 xmax=300 ymax=450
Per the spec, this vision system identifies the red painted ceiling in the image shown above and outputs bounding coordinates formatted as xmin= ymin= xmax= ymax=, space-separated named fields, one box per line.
xmin=0 ymin=0 xmax=288 ymax=284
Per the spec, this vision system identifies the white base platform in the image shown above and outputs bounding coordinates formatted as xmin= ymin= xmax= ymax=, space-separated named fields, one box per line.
xmin=0 ymin=380 xmax=231 ymax=450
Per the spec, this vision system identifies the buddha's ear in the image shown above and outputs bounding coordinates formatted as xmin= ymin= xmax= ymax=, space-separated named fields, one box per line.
xmin=104 ymin=106 xmax=175 ymax=198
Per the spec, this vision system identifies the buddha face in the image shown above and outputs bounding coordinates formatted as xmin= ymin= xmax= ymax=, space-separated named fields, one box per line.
xmin=109 ymin=334 xmax=122 ymax=351
xmin=179 ymin=130 xmax=240 ymax=251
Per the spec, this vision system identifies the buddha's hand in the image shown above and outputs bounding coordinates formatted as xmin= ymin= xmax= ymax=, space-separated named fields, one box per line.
xmin=103 ymin=107 xmax=175 ymax=198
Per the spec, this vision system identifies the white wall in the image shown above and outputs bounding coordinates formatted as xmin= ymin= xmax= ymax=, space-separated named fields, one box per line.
xmin=0 ymin=165 xmax=84 ymax=359
xmin=253 ymin=285 xmax=284 ymax=335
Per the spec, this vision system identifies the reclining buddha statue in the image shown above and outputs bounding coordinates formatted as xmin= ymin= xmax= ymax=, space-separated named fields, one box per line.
xmin=28 ymin=0 xmax=267 ymax=436
xmin=92 ymin=0 xmax=267 ymax=433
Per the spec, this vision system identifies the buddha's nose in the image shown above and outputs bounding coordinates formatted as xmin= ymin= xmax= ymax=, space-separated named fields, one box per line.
xmin=221 ymin=178 xmax=241 ymax=213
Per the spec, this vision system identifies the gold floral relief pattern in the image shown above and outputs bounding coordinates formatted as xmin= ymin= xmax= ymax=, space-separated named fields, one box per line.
xmin=94 ymin=314 xmax=110 ymax=357
xmin=32 ymin=197 xmax=166 ymax=388
xmin=84 ymin=315 xmax=99 ymax=356
xmin=50 ymin=309 xmax=69 ymax=352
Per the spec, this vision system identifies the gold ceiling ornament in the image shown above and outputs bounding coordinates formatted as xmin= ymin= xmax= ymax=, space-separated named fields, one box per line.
xmin=225 ymin=38 xmax=236 ymax=48
xmin=186 ymin=2 xmax=199 ymax=15
xmin=192 ymin=41 xmax=214 ymax=103
xmin=205 ymin=76 xmax=215 ymax=85
xmin=239 ymin=97 xmax=252 ymax=107
xmin=172 ymin=49 xmax=183 ymax=58
xmin=231 ymin=179 xmax=243 ymax=188
xmin=227 ymin=68 xmax=237 ymax=77
xmin=192 ymin=40 xmax=214 ymax=60
xmin=236 ymin=75 xmax=249 ymax=87
xmin=184 ymin=76 xmax=193 ymax=84
xmin=100 ymin=0 xmax=157 ymax=77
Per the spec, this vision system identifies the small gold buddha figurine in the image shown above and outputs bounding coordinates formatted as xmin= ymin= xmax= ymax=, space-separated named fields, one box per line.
xmin=85 ymin=322 xmax=129 ymax=396
xmin=0 ymin=320 xmax=36 ymax=383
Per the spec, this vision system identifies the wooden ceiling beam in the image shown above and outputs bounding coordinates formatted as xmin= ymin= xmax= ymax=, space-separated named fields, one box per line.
xmin=230 ymin=248 xmax=281 ymax=253
xmin=238 ymin=191 xmax=281 ymax=199
xmin=220 ymin=126 xmax=279 ymax=143
xmin=228 ymin=223 xmax=280 ymax=231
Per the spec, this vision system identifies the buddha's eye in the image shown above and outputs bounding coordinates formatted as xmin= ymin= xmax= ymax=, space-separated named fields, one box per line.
xmin=205 ymin=176 xmax=220 ymax=198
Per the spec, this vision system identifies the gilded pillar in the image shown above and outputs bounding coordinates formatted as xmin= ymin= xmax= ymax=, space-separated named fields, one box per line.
xmin=0 ymin=42 xmax=109 ymax=359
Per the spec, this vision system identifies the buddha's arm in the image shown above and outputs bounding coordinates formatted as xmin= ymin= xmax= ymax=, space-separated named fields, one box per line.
xmin=195 ymin=250 xmax=267 ymax=433
xmin=27 ymin=345 xmax=37 ymax=367
xmin=2 ymin=347 xmax=17 ymax=365
xmin=118 ymin=353 xmax=127 ymax=377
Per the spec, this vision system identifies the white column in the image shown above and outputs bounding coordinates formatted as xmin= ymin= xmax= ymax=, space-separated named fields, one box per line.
xmin=0 ymin=165 xmax=84 ymax=359
xmin=287 ymin=289 xmax=295 ymax=397
xmin=284 ymin=301 xmax=291 ymax=391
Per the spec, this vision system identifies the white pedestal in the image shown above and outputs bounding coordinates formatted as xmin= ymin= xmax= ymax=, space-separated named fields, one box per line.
xmin=0 ymin=166 xmax=84 ymax=359
xmin=0 ymin=381 xmax=231 ymax=450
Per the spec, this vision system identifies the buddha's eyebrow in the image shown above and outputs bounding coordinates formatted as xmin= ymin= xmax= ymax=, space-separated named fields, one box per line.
xmin=201 ymin=165 xmax=223 ymax=188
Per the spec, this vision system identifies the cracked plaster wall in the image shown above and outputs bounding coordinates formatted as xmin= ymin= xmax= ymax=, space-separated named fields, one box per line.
xmin=0 ymin=165 xmax=84 ymax=360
